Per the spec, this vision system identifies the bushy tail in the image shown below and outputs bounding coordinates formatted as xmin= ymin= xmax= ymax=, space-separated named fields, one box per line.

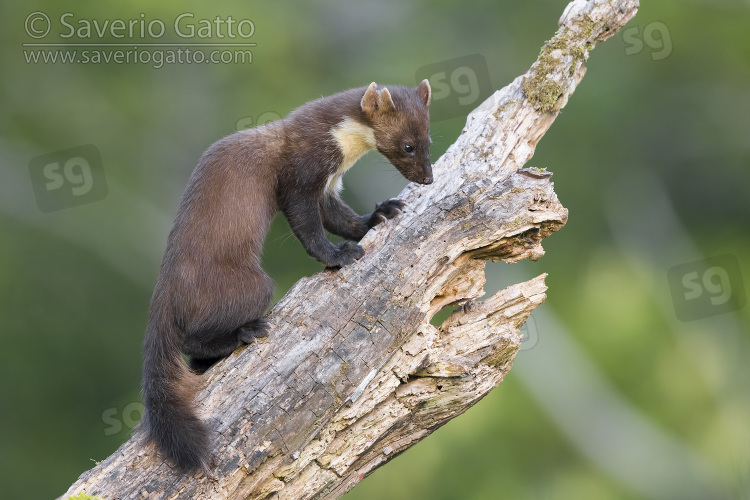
xmin=141 ymin=306 xmax=209 ymax=472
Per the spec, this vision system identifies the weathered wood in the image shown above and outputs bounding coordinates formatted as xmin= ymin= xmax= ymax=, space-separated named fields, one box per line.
xmin=61 ymin=1 xmax=638 ymax=498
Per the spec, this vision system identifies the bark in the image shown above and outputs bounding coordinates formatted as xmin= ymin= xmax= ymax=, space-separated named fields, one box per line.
xmin=61 ymin=1 xmax=638 ymax=498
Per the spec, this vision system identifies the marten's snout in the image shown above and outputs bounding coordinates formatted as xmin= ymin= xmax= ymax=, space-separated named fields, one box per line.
xmin=405 ymin=168 xmax=432 ymax=185
xmin=419 ymin=162 xmax=433 ymax=184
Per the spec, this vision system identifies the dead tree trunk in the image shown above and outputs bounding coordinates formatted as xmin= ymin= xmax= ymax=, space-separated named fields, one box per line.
xmin=61 ymin=1 xmax=638 ymax=498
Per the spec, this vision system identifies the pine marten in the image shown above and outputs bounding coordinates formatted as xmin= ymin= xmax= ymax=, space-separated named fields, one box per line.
xmin=141 ymin=81 xmax=432 ymax=472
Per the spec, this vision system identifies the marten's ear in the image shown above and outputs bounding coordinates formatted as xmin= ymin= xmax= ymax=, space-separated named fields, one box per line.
xmin=378 ymin=88 xmax=396 ymax=112
xmin=361 ymin=82 xmax=396 ymax=117
xmin=417 ymin=79 xmax=431 ymax=108
xmin=361 ymin=82 xmax=379 ymax=116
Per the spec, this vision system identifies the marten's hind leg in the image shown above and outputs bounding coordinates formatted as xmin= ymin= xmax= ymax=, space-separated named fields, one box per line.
xmin=183 ymin=326 xmax=244 ymax=373
xmin=187 ymin=319 xmax=269 ymax=372
xmin=184 ymin=268 xmax=273 ymax=373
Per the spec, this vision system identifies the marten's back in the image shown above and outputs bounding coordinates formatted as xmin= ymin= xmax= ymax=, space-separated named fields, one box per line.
xmin=151 ymin=125 xmax=286 ymax=317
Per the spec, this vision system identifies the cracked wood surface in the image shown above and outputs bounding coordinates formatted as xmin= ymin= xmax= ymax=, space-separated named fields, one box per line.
xmin=61 ymin=1 xmax=638 ymax=498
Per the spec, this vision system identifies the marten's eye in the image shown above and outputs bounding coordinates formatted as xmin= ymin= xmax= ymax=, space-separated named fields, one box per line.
xmin=403 ymin=144 xmax=414 ymax=154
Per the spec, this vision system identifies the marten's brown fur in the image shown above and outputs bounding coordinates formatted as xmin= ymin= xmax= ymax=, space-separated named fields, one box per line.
xmin=141 ymin=81 xmax=432 ymax=472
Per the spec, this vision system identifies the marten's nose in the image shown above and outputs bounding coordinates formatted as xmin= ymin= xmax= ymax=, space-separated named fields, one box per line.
xmin=420 ymin=162 xmax=433 ymax=185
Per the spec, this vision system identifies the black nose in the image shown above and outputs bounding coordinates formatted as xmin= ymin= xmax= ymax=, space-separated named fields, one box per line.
xmin=422 ymin=176 xmax=433 ymax=185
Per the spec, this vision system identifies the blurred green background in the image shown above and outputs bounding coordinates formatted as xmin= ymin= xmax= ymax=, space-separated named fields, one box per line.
xmin=2 ymin=0 xmax=748 ymax=498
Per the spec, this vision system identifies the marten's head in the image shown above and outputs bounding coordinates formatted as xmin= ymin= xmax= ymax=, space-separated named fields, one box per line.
xmin=361 ymin=81 xmax=433 ymax=185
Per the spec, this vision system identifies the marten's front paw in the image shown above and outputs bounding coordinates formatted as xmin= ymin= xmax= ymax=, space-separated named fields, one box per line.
xmin=327 ymin=241 xmax=365 ymax=267
xmin=368 ymin=199 xmax=405 ymax=227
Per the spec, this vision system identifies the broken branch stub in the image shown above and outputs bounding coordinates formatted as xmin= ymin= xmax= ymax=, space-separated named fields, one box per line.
xmin=60 ymin=1 xmax=638 ymax=498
